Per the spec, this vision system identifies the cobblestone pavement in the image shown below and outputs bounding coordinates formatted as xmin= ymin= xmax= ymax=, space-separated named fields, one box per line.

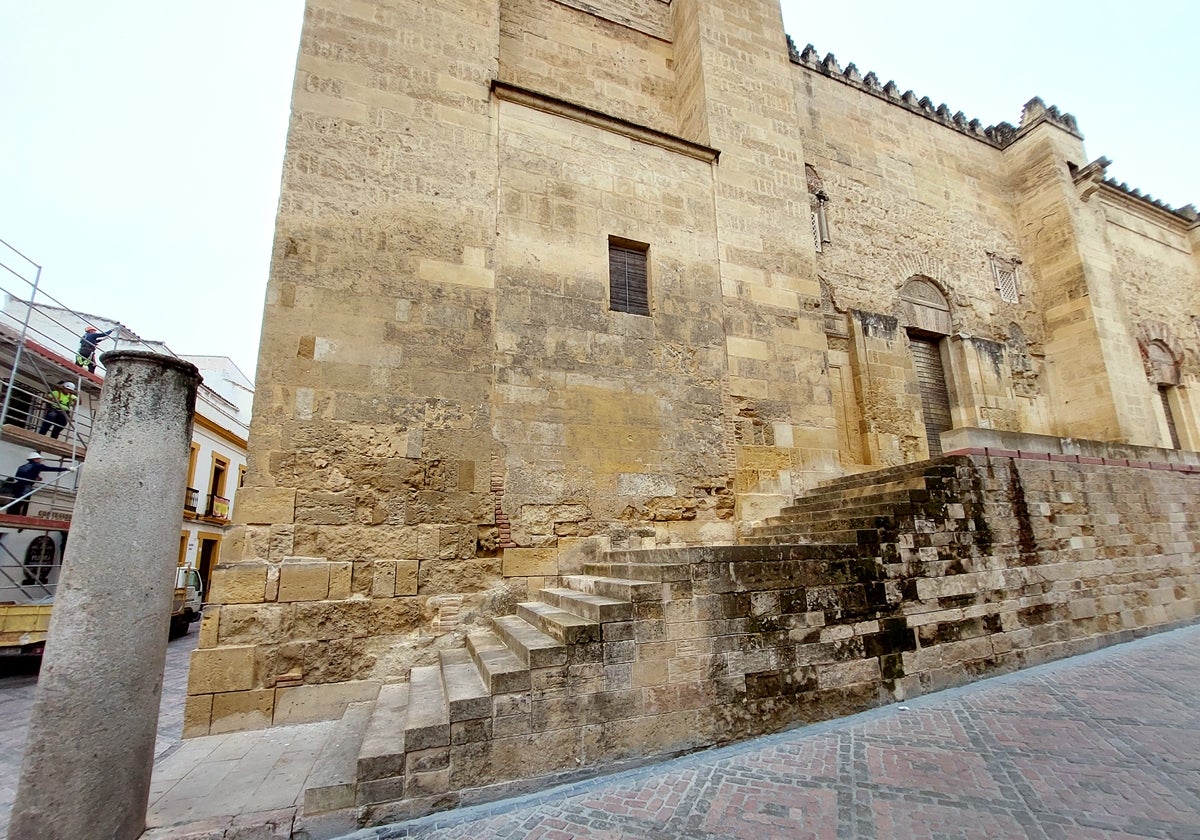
xmin=346 ymin=625 xmax=1200 ymax=840
xmin=0 ymin=628 xmax=196 ymax=838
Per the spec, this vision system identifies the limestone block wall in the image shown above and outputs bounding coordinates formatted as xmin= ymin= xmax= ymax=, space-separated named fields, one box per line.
xmin=1002 ymin=124 xmax=1160 ymax=445
xmin=944 ymin=335 xmax=1020 ymax=433
xmin=793 ymin=64 xmax=1044 ymax=356
xmin=190 ymin=0 xmax=508 ymax=733
xmin=791 ymin=62 xmax=1058 ymax=470
xmin=492 ymin=97 xmax=732 ymax=560
xmin=1103 ymin=191 xmax=1200 ymax=449
xmin=499 ymin=0 xmax=677 ymax=135
xmin=846 ymin=311 xmax=925 ymax=465
xmin=189 ymin=0 xmax=1200 ymax=736
xmin=323 ymin=453 xmax=1200 ymax=820
xmin=601 ymin=455 xmax=1200 ymax=750
xmin=675 ymin=0 xmax=839 ymax=527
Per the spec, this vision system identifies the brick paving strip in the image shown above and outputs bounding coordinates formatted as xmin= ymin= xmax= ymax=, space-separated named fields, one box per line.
xmin=341 ymin=624 xmax=1200 ymax=840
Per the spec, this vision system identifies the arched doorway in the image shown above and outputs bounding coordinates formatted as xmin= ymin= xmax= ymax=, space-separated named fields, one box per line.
xmin=1146 ymin=340 xmax=1181 ymax=449
xmin=899 ymin=278 xmax=953 ymax=456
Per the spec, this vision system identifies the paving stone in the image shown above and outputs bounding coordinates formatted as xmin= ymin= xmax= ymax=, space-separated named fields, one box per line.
xmin=304 ymin=701 xmax=373 ymax=814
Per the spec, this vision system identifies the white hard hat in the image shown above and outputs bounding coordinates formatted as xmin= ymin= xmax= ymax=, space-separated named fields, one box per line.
xmin=27 ymin=451 xmax=44 ymax=460
xmin=62 ymin=382 xmax=76 ymax=391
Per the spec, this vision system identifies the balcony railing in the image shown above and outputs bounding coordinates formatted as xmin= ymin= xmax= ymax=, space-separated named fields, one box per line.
xmin=206 ymin=494 xmax=229 ymax=520
xmin=184 ymin=487 xmax=199 ymax=513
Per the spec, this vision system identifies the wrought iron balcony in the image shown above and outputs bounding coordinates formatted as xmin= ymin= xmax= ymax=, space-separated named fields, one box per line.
xmin=184 ymin=487 xmax=199 ymax=514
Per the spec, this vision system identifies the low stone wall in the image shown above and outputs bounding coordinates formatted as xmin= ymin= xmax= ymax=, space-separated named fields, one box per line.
xmin=667 ymin=455 xmax=1197 ymax=724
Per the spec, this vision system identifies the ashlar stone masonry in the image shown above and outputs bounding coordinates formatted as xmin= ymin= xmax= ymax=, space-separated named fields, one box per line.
xmin=187 ymin=2 xmax=1199 ymax=821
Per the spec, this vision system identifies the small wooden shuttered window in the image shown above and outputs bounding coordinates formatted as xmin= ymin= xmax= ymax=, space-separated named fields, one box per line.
xmin=609 ymin=239 xmax=650 ymax=316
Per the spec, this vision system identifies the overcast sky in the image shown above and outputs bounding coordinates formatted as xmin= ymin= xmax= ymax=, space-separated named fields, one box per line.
xmin=1 ymin=1 xmax=1195 ymax=382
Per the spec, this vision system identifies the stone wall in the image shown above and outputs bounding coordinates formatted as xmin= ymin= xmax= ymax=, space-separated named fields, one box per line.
xmin=795 ymin=60 xmax=1039 ymax=344
xmin=190 ymin=0 xmax=507 ymax=732
xmin=674 ymin=0 xmax=838 ymax=524
xmin=187 ymin=0 xmax=1199 ymax=734
xmin=793 ymin=64 xmax=1062 ymax=466
xmin=1103 ymin=190 xmax=1200 ymax=449
xmin=492 ymin=97 xmax=732 ymax=555
xmin=499 ymin=0 xmax=677 ymax=133
xmin=729 ymin=455 xmax=1200 ymax=709
xmin=296 ymin=452 xmax=1200 ymax=823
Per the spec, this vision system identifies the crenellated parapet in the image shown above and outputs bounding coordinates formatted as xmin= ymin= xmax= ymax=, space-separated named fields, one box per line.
xmin=786 ymin=36 xmax=1082 ymax=150
xmin=1101 ymin=176 xmax=1199 ymax=223
xmin=1012 ymin=96 xmax=1081 ymax=140
xmin=1069 ymin=156 xmax=1197 ymax=221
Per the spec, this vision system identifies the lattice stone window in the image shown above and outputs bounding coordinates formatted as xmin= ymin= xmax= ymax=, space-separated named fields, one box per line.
xmin=989 ymin=253 xmax=1022 ymax=304
xmin=609 ymin=237 xmax=650 ymax=316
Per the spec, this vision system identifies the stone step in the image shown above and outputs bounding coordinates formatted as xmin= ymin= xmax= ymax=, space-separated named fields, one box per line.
xmin=357 ymin=682 xmax=409 ymax=784
xmin=562 ymin=574 xmax=660 ymax=603
xmin=583 ymin=560 xmax=691 ymax=581
xmin=740 ymin=528 xmax=871 ymax=547
xmin=754 ymin=513 xmax=903 ymax=537
xmin=466 ymin=629 xmax=531 ymax=694
xmin=811 ymin=457 xmax=958 ymax=493
xmin=491 ymin=614 xmax=566 ymax=668
xmin=779 ymin=486 xmax=931 ymax=516
xmin=404 ymin=665 xmax=451 ymax=753
xmin=516 ymin=600 xmax=600 ymax=644
xmin=793 ymin=477 xmax=929 ymax=505
xmin=538 ymin=587 xmax=632 ymax=623
xmin=772 ymin=491 xmax=931 ymax=522
xmin=303 ymin=700 xmax=373 ymax=815
xmin=439 ymin=648 xmax=492 ymax=723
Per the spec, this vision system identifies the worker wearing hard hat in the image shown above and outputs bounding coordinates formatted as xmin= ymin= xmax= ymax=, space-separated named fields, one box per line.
xmin=8 ymin=452 xmax=75 ymax=518
xmin=76 ymin=326 xmax=116 ymax=373
xmin=38 ymin=381 xmax=78 ymax=439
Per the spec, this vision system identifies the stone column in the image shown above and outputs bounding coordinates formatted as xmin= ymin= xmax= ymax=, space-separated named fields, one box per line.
xmin=10 ymin=352 xmax=201 ymax=840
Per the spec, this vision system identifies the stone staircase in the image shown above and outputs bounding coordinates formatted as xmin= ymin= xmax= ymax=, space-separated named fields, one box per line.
xmin=300 ymin=569 xmax=662 ymax=826
xmin=298 ymin=457 xmax=983 ymax=831
xmin=743 ymin=459 xmax=977 ymax=558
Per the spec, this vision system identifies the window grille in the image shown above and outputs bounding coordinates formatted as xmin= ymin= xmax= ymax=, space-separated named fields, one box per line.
xmin=989 ymin=253 xmax=1022 ymax=304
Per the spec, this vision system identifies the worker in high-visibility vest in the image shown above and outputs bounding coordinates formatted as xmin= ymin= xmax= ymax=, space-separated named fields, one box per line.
xmin=76 ymin=326 xmax=115 ymax=372
xmin=38 ymin=381 xmax=78 ymax=439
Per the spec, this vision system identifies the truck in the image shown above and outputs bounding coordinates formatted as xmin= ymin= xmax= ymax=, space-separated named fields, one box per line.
xmin=170 ymin=565 xmax=204 ymax=639
xmin=0 ymin=598 xmax=53 ymax=657
xmin=0 ymin=560 xmax=204 ymax=657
